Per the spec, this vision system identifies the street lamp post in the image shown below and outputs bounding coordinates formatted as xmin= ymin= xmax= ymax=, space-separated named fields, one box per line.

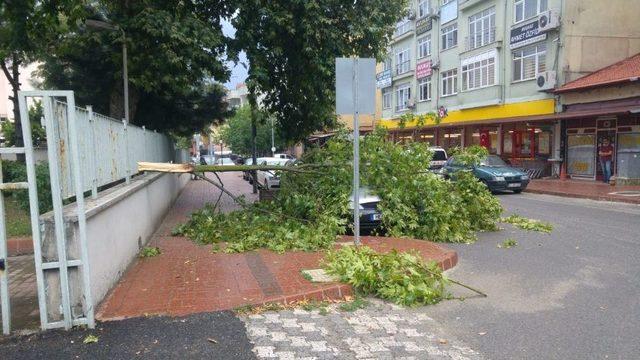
xmin=85 ymin=19 xmax=129 ymax=123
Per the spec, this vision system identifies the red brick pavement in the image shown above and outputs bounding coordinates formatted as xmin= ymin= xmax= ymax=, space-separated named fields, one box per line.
xmin=526 ymin=179 xmax=640 ymax=204
xmin=96 ymin=172 xmax=458 ymax=320
xmin=7 ymin=236 xmax=33 ymax=256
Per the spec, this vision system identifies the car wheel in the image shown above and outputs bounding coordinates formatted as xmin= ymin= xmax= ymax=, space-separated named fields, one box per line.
xmin=513 ymin=189 xmax=523 ymax=194
xmin=264 ymin=180 xmax=269 ymax=190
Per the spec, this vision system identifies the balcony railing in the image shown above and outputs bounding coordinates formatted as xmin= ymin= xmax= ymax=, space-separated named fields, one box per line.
xmin=394 ymin=21 xmax=413 ymax=37
xmin=395 ymin=60 xmax=411 ymax=76
xmin=464 ymin=27 xmax=496 ymax=51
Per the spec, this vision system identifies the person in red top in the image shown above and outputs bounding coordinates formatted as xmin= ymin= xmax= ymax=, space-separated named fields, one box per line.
xmin=598 ymin=137 xmax=614 ymax=183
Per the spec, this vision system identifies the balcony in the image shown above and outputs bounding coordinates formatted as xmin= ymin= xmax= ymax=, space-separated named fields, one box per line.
xmin=394 ymin=21 xmax=413 ymax=38
xmin=464 ymin=27 xmax=497 ymax=51
xmin=395 ymin=60 xmax=412 ymax=76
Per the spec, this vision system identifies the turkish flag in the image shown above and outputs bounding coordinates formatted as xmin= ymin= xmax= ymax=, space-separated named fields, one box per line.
xmin=480 ymin=130 xmax=491 ymax=149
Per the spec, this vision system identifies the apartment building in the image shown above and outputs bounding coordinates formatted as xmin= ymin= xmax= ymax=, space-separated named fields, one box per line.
xmin=377 ymin=0 xmax=640 ymax=178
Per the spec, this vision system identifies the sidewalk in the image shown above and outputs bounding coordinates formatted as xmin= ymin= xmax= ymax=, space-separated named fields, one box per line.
xmin=526 ymin=179 xmax=640 ymax=204
xmin=96 ymin=172 xmax=457 ymax=320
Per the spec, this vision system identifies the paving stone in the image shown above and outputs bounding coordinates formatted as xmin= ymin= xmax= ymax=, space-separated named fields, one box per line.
xmin=242 ymin=298 xmax=484 ymax=359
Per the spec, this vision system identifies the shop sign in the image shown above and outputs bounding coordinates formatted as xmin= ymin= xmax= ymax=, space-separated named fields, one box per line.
xmin=416 ymin=60 xmax=432 ymax=79
xmin=438 ymin=106 xmax=448 ymax=119
xmin=415 ymin=17 xmax=432 ymax=35
xmin=510 ymin=20 xmax=547 ymax=49
xmin=376 ymin=69 xmax=392 ymax=88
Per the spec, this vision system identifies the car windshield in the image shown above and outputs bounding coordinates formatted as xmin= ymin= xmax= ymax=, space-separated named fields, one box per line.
xmin=480 ymin=155 xmax=508 ymax=167
xmin=432 ymin=150 xmax=447 ymax=161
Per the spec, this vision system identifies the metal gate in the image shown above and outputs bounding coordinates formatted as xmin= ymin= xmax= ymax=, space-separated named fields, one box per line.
xmin=0 ymin=91 xmax=94 ymax=334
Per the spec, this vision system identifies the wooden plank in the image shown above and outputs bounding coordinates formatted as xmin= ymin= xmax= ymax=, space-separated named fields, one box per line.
xmin=137 ymin=162 xmax=194 ymax=173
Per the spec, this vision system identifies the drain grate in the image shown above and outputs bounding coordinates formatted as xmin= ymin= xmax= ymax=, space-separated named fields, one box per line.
xmin=608 ymin=191 xmax=640 ymax=197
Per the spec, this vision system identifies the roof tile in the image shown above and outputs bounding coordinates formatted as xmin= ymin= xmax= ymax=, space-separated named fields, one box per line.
xmin=556 ymin=53 xmax=640 ymax=93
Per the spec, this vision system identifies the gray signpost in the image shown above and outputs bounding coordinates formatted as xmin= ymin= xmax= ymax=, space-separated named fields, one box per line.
xmin=335 ymin=57 xmax=375 ymax=245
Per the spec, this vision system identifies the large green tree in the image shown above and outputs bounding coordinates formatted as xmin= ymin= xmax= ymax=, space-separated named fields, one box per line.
xmin=220 ymin=105 xmax=284 ymax=156
xmin=232 ymin=0 xmax=406 ymax=142
xmin=37 ymin=0 xmax=233 ymax=135
xmin=0 ymin=0 xmax=80 ymax=153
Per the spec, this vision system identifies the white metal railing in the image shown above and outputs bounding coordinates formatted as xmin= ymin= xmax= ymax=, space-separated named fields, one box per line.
xmin=53 ymin=100 xmax=173 ymax=199
xmin=465 ymin=27 xmax=497 ymax=51
xmin=394 ymin=19 xmax=413 ymax=37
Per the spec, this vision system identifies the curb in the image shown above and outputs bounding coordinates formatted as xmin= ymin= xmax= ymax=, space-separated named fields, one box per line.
xmin=524 ymin=188 xmax=640 ymax=205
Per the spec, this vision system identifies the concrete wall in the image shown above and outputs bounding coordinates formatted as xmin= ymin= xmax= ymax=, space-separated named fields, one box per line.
xmin=39 ymin=172 xmax=190 ymax=323
xmin=561 ymin=83 xmax=640 ymax=105
xmin=560 ymin=0 xmax=640 ymax=83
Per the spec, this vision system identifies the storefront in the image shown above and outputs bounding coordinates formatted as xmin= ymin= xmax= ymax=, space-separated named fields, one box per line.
xmin=564 ymin=113 xmax=640 ymax=182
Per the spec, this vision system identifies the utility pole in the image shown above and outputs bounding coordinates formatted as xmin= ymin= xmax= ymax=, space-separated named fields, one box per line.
xmin=249 ymin=91 xmax=258 ymax=194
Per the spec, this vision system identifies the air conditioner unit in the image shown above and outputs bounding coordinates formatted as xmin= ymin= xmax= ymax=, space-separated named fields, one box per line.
xmin=538 ymin=10 xmax=560 ymax=32
xmin=536 ymin=71 xmax=557 ymax=91
xmin=430 ymin=60 xmax=440 ymax=70
xmin=407 ymin=10 xmax=416 ymax=20
xmin=406 ymin=99 xmax=416 ymax=109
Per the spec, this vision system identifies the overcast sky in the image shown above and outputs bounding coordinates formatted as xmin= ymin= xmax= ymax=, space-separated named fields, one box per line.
xmin=221 ymin=19 xmax=248 ymax=90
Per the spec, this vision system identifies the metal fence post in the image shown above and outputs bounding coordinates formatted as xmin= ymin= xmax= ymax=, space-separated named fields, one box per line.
xmin=42 ymin=96 xmax=73 ymax=330
xmin=123 ymin=119 xmax=130 ymax=184
xmin=16 ymin=93 xmax=48 ymax=332
xmin=87 ymin=106 xmax=98 ymax=199
xmin=142 ymin=126 xmax=147 ymax=162
xmin=0 ymin=157 xmax=11 ymax=335
xmin=66 ymin=94 xmax=95 ymax=328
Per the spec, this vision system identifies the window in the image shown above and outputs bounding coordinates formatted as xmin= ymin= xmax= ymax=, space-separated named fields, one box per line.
xmin=442 ymin=0 xmax=455 ymax=4
xmin=418 ymin=0 xmax=430 ymax=17
xmin=418 ymin=77 xmax=431 ymax=101
xmin=468 ymin=7 xmax=495 ymax=50
xmin=417 ymin=36 xmax=431 ymax=59
xmin=395 ymin=18 xmax=412 ymax=37
xmin=441 ymin=23 xmax=458 ymax=50
xmin=514 ymin=0 xmax=548 ymax=23
xmin=382 ymin=88 xmax=392 ymax=109
xmin=513 ymin=43 xmax=546 ymax=81
xmin=462 ymin=54 xmax=496 ymax=91
xmin=383 ymin=58 xmax=392 ymax=71
xmin=395 ymin=48 xmax=411 ymax=75
xmin=441 ymin=69 xmax=458 ymax=96
xmin=395 ymin=83 xmax=412 ymax=112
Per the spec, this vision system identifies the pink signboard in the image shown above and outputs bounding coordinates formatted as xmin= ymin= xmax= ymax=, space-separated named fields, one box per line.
xmin=416 ymin=60 xmax=432 ymax=79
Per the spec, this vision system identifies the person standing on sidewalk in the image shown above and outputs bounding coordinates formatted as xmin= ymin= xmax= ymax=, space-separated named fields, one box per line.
xmin=598 ymin=137 xmax=614 ymax=183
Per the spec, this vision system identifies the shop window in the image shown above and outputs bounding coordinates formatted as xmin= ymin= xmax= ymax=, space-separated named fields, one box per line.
xmin=513 ymin=43 xmax=546 ymax=82
xmin=567 ymin=134 xmax=596 ymax=176
xmin=617 ymin=133 xmax=640 ymax=179
xmin=439 ymin=128 xmax=462 ymax=150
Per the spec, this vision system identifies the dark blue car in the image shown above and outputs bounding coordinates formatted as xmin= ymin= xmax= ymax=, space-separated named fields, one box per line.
xmin=442 ymin=155 xmax=530 ymax=193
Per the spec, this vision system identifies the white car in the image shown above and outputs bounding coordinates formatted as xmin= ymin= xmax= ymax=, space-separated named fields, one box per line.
xmin=429 ymin=147 xmax=448 ymax=170
xmin=256 ymin=157 xmax=290 ymax=189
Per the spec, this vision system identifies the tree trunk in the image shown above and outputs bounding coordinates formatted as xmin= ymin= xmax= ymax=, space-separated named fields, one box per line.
xmin=1 ymin=55 xmax=25 ymax=162
xmin=109 ymin=85 xmax=125 ymax=120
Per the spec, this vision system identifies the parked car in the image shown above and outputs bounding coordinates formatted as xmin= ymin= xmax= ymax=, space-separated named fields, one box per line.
xmin=214 ymin=157 xmax=235 ymax=166
xmin=256 ymin=157 xmax=290 ymax=189
xmin=429 ymin=147 xmax=448 ymax=170
xmin=441 ymin=155 xmax=530 ymax=193
xmin=200 ymin=154 xmax=216 ymax=165
xmin=347 ymin=188 xmax=382 ymax=232
xmin=242 ymin=157 xmax=269 ymax=182
xmin=274 ymin=153 xmax=294 ymax=159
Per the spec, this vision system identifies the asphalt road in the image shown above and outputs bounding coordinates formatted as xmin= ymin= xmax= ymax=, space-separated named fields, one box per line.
xmin=426 ymin=192 xmax=640 ymax=360
xmin=0 ymin=311 xmax=256 ymax=359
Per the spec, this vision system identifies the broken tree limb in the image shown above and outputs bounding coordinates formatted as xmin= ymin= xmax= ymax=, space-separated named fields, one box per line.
xmin=137 ymin=162 xmax=337 ymax=174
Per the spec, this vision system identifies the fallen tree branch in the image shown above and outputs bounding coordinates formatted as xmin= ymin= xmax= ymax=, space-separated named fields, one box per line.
xmin=138 ymin=162 xmax=338 ymax=174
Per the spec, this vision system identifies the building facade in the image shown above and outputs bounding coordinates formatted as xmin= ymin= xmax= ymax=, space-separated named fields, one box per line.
xmin=377 ymin=0 xmax=640 ymax=177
